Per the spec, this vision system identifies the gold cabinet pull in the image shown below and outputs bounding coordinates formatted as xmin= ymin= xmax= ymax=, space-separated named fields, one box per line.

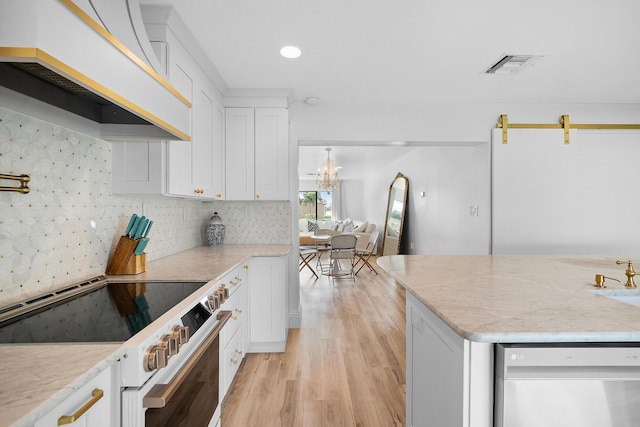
xmin=57 ymin=389 xmax=104 ymax=425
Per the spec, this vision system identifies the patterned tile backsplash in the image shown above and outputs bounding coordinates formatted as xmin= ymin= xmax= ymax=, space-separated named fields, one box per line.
xmin=0 ymin=106 xmax=291 ymax=305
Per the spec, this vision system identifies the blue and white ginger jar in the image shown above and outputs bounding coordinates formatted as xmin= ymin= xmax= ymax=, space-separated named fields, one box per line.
xmin=206 ymin=212 xmax=225 ymax=246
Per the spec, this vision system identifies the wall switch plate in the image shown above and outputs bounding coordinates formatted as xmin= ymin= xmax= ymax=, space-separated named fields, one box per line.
xmin=469 ymin=205 xmax=479 ymax=216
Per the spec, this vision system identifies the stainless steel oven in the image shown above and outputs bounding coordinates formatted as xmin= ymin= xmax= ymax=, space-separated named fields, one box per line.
xmin=0 ymin=275 xmax=234 ymax=427
xmin=122 ymin=310 xmax=230 ymax=427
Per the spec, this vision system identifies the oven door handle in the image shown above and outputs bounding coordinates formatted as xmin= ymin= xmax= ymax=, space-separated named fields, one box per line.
xmin=143 ymin=310 xmax=232 ymax=408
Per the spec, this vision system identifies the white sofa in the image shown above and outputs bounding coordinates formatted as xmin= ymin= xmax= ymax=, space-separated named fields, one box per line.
xmin=299 ymin=218 xmax=377 ymax=252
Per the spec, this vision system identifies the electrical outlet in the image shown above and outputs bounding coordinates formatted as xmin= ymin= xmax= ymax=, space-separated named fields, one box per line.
xmin=469 ymin=205 xmax=479 ymax=216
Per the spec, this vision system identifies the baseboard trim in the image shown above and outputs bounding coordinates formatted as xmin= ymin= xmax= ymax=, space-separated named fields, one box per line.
xmin=288 ymin=305 xmax=302 ymax=328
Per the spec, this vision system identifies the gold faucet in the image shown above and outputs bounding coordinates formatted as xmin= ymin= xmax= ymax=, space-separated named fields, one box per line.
xmin=616 ymin=260 xmax=638 ymax=288
xmin=593 ymin=274 xmax=620 ymax=288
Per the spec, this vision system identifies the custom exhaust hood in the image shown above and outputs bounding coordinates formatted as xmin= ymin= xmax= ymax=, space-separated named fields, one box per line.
xmin=0 ymin=0 xmax=191 ymax=141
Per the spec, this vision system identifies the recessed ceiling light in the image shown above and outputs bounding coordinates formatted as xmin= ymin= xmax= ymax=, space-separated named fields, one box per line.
xmin=305 ymin=97 xmax=319 ymax=105
xmin=280 ymin=46 xmax=301 ymax=59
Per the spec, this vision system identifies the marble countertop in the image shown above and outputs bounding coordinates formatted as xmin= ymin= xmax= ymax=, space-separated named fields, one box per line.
xmin=0 ymin=344 xmax=123 ymax=427
xmin=0 ymin=244 xmax=290 ymax=427
xmin=378 ymin=254 xmax=640 ymax=343
xmin=107 ymin=244 xmax=291 ymax=283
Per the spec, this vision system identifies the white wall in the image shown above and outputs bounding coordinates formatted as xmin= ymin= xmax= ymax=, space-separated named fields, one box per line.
xmin=290 ymin=101 xmax=640 ymax=255
xmin=331 ymin=145 xmax=490 ymax=254
xmin=493 ymin=128 xmax=640 ymax=257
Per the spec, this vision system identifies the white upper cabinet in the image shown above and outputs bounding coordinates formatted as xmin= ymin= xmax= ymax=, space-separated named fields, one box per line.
xmin=166 ymin=84 xmax=224 ymax=199
xmin=225 ymin=108 xmax=255 ymax=201
xmin=255 ymin=108 xmax=290 ymax=200
xmin=112 ymin=13 xmax=225 ymax=200
xmin=113 ymin=7 xmax=291 ymax=201
xmin=225 ymin=107 xmax=289 ymax=201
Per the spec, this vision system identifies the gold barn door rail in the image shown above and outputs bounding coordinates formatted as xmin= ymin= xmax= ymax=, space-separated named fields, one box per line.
xmin=0 ymin=173 xmax=30 ymax=194
xmin=496 ymin=114 xmax=640 ymax=145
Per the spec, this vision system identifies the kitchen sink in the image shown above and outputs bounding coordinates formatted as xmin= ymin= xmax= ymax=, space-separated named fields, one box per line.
xmin=591 ymin=289 xmax=640 ymax=308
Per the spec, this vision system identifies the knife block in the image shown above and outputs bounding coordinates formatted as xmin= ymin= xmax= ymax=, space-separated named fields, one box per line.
xmin=106 ymin=236 xmax=146 ymax=275
xmin=122 ymin=253 xmax=146 ymax=275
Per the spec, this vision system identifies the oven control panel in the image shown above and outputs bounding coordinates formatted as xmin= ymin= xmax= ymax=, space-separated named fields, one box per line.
xmin=206 ymin=284 xmax=229 ymax=311
xmin=144 ymin=325 xmax=189 ymax=371
xmin=120 ymin=280 xmax=227 ymax=387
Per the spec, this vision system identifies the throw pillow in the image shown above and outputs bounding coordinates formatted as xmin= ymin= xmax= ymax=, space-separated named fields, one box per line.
xmin=333 ymin=221 xmax=343 ymax=231
xmin=308 ymin=221 xmax=319 ymax=232
xmin=365 ymin=223 xmax=376 ymax=233
xmin=353 ymin=221 xmax=368 ymax=233
xmin=317 ymin=220 xmax=335 ymax=230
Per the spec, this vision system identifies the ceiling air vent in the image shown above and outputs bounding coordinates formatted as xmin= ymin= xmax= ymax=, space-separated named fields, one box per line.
xmin=483 ymin=54 xmax=543 ymax=75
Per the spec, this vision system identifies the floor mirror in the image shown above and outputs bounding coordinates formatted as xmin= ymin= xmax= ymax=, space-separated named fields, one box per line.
xmin=381 ymin=172 xmax=408 ymax=256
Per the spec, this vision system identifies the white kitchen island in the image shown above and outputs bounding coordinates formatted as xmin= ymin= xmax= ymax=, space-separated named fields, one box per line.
xmin=378 ymin=255 xmax=640 ymax=427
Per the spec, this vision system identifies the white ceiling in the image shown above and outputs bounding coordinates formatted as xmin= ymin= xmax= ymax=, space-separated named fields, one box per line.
xmin=139 ymin=0 xmax=640 ymax=178
xmin=139 ymin=0 xmax=640 ymax=105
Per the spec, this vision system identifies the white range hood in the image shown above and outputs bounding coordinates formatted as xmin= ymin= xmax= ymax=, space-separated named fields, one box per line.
xmin=0 ymin=0 xmax=191 ymax=141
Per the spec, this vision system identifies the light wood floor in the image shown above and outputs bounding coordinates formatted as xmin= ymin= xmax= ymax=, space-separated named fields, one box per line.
xmin=221 ymin=256 xmax=407 ymax=427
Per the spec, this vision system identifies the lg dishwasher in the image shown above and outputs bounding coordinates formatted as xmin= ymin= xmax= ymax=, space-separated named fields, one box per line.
xmin=495 ymin=343 xmax=640 ymax=427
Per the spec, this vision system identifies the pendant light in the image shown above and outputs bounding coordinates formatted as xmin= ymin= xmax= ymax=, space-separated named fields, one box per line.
xmin=316 ymin=147 xmax=340 ymax=191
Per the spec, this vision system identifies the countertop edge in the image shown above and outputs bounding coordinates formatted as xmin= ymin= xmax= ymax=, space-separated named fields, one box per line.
xmin=377 ymin=255 xmax=640 ymax=344
xmin=5 ymin=345 xmax=124 ymax=427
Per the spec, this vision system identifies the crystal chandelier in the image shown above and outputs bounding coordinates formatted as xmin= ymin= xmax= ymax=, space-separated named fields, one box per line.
xmin=316 ymin=147 xmax=340 ymax=191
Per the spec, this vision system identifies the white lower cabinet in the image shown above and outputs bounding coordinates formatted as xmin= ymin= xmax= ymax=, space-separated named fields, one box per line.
xmin=222 ymin=324 xmax=244 ymax=395
xmin=406 ymin=292 xmax=492 ymax=427
xmin=35 ymin=363 xmax=119 ymax=427
xmin=248 ymin=256 xmax=287 ymax=352
xmin=219 ymin=263 xmax=249 ymax=398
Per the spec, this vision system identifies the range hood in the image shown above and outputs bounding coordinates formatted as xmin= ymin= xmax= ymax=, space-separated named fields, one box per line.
xmin=0 ymin=0 xmax=191 ymax=141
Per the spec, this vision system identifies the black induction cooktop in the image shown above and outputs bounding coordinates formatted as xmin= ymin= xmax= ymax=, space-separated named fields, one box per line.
xmin=0 ymin=277 xmax=207 ymax=344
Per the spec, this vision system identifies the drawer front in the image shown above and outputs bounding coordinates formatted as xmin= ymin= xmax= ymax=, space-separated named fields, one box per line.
xmin=35 ymin=366 xmax=113 ymax=427
xmin=220 ymin=265 xmax=248 ymax=298
xmin=222 ymin=325 xmax=244 ymax=396
xmin=220 ymin=287 xmax=244 ymax=347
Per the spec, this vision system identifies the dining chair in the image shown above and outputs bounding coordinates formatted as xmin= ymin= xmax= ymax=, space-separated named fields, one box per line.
xmin=299 ymin=246 xmax=318 ymax=279
xmin=314 ymin=229 xmax=340 ymax=271
xmin=354 ymin=230 xmax=380 ymax=275
xmin=325 ymin=234 xmax=357 ymax=283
